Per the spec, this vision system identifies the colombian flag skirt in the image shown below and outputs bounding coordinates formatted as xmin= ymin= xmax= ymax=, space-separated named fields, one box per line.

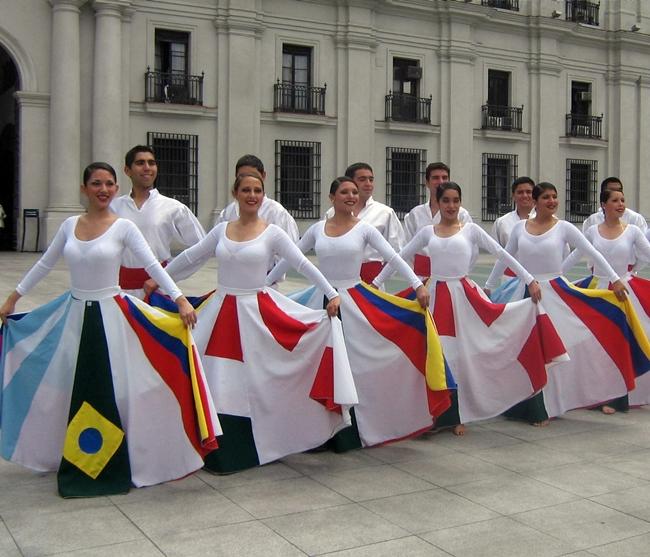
xmin=0 ymin=292 xmax=219 ymax=497
xmin=150 ymin=287 xmax=358 ymax=474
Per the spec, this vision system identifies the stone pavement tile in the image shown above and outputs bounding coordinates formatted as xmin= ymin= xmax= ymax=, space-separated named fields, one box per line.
xmin=310 ymin=464 xmax=435 ymax=502
xmin=281 ymin=448 xmax=384 ymax=475
xmin=420 ymin=516 xmax=574 ymax=557
xmin=361 ymin=488 xmax=498 ymax=534
xmin=51 ymin=539 xmax=165 ymax=557
xmin=0 ymin=459 xmax=51 ymax=488
xmin=478 ymin=412 xmax=612 ymax=441
xmin=0 ymin=520 xmax=20 ymax=557
xmin=263 ymin=502 xmax=408 ymax=555
xmin=154 ymin=520 xmax=306 ymax=557
xmin=590 ymin=483 xmax=650 ymax=521
xmin=530 ymin=429 xmax=642 ymax=460
xmin=111 ymin=474 xmax=252 ymax=537
xmin=531 ymin=461 xmax=648 ymax=497
xmin=445 ymin=471 xmax=578 ymax=515
xmin=363 ymin=434 xmax=457 ymax=464
xmin=598 ymin=448 xmax=650 ymax=481
xmin=196 ymin=461 xmax=303 ymax=490
xmin=0 ymin=475 xmax=113 ymax=518
xmin=320 ymin=536 xmax=450 ymax=556
xmin=427 ymin=426 xmax=522 ymax=453
xmin=219 ymin=476 xmax=348 ymax=519
xmin=512 ymin=499 xmax=650 ymax=551
xmin=470 ymin=440 xmax=584 ymax=474
xmin=4 ymin=505 xmax=143 ymax=557
xmin=393 ymin=452 xmax=512 ymax=488
xmin=587 ymin=532 xmax=650 ymax=557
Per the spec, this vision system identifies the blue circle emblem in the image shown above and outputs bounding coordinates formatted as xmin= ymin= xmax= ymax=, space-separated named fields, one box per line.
xmin=78 ymin=428 xmax=103 ymax=454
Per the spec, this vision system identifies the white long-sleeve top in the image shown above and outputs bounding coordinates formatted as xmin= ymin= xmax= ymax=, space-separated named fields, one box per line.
xmin=16 ymin=217 xmax=182 ymax=300
xmin=110 ymin=188 xmax=205 ymax=266
xmin=562 ymin=224 xmax=650 ymax=279
xmin=165 ymin=222 xmax=338 ymax=300
xmin=486 ymin=220 xmax=620 ymax=290
xmin=491 ymin=210 xmax=528 ymax=247
xmin=375 ymin=223 xmax=534 ymax=286
xmin=403 ymin=202 xmax=473 ymax=242
xmin=325 ymin=197 xmax=405 ymax=262
xmin=582 ymin=207 xmax=647 ymax=233
xmin=216 ymin=197 xmax=299 ymax=243
xmin=265 ymin=221 xmax=422 ymax=289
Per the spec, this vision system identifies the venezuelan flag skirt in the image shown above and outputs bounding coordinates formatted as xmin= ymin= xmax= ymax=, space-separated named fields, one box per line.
xmin=0 ymin=292 xmax=219 ymax=497
xmin=150 ymin=287 xmax=359 ymax=474
xmin=573 ymin=274 xmax=650 ymax=407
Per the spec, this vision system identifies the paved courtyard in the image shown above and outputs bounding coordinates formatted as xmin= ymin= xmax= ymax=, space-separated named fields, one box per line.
xmin=1 ymin=252 xmax=650 ymax=557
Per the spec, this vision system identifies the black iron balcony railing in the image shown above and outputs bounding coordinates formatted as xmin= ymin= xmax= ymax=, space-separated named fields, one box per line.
xmin=481 ymin=0 xmax=519 ymax=10
xmin=273 ymin=81 xmax=326 ymax=115
xmin=481 ymin=104 xmax=523 ymax=131
xmin=566 ymin=0 xmax=600 ymax=25
xmin=385 ymin=92 xmax=431 ymax=124
xmin=566 ymin=113 xmax=603 ymax=139
xmin=145 ymin=68 xmax=204 ymax=105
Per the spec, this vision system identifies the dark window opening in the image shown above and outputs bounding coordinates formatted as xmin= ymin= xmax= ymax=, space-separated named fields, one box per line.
xmin=482 ymin=153 xmax=518 ymax=221
xmin=385 ymin=147 xmax=427 ymax=219
xmin=274 ymin=140 xmax=321 ymax=219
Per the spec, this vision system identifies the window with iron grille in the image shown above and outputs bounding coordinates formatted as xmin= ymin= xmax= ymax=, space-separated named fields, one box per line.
xmin=274 ymin=140 xmax=321 ymax=219
xmin=481 ymin=153 xmax=518 ymax=221
xmin=385 ymin=147 xmax=427 ymax=219
xmin=566 ymin=159 xmax=597 ymax=224
xmin=147 ymin=132 xmax=198 ymax=215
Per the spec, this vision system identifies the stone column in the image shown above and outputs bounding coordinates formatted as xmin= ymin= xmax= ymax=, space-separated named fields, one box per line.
xmin=45 ymin=0 xmax=88 ymax=243
xmin=120 ymin=6 xmax=136 ymax=181
xmin=92 ymin=0 xmax=127 ymax=169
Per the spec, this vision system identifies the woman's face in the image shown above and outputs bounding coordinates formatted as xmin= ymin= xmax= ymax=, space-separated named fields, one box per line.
xmin=233 ymin=176 xmax=264 ymax=213
xmin=535 ymin=188 xmax=558 ymax=216
xmin=81 ymin=169 xmax=119 ymax=209
xmin=602 ymin=190 xmax=625 ymax=219
xmin=330 ymin=180 xmax=359 ymax=214
xmin=438 ymin=188 xmax=461 ymax=220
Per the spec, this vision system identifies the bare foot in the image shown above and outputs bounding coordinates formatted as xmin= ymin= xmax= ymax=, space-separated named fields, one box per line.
xmin=453 ymin=424 xmax=467 ymax=436
xmin=532 ymin=420 xmax=550 ymax=427
xmin=601 ymin=405 xmax=616 ymax=415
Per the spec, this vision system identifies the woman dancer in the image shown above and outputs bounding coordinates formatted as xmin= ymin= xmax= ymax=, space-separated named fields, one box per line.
xmin=562 ymin=188 xmax=650 ymax=411
xmin=148 ymin=173 xmax=358 ymax=473
xmin=0 ymin=162 xmax=218 ymax=497
xmin=375 ymin=182 xmax=567 ymax=435
xmin=266 ymin=176 xmax=450 ymax=451
xmin=486 ymin=182 xmax=650 ymax=425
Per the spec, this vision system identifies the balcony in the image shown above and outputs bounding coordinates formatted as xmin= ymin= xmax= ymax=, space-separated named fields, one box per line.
xmin=273 ymin=81 xmax=326 ymax=115
xmin=565 ymin=0 xmax=600 ymax=25
xmin=481 ymin=105 xmax=523 ymax=132
xmin=145 ymin=68 xmax=204 ymax=105
xmin=385 ymin=92 xmax=431 ymax=124
xmin=481 ymin=0 xmax=519 ymax=10
xmin=566 ymin=114 xmax=602 ymax=139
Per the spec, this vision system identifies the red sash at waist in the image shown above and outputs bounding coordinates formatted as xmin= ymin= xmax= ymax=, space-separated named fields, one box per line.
xmin=360 ymin=261 xmax=385 ymax=283
xmin=414 ymin=254 xmax=431 ymax=278
xmin=504 ymin=267 xmax=516 ymax=277
xmin=119 ymin=260 xmax=168 ymax=290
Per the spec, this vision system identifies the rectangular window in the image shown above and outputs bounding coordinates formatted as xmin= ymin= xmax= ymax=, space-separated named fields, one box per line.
xmin=566 ymin=0 xmax=600 ymax=26
xmin=147 ymin=132 xmax=198 ymax=215
xmin=155 ymin=30 xmax=189 ymax=75
xmin=566 ymin=159 xmax=597 ymax=223
xmin=274 ymin=140 xmax=321 ymax=219
xmin=487 ymin=69 xmax=510 ymax=108
xmin=277 ymin=44 xmax=314 ymax=113
xmin=481 ymin=0 xmax=519 ymax=9
xmin=385 ymin=147 xmax=427 ymax=219
xmin=482 ymin=153 xmax=518 ymax=221
xmin=388 ymin=58 xmax=424 ymax=123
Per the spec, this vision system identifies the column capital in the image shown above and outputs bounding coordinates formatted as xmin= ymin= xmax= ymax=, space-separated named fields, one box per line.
xmin=49 ymin=0 xmax=88 ymax=10
xmin=213 ymin=6 xmax=265 ymax=37
xmin=92 ymin=0 xmax=133 ymax=15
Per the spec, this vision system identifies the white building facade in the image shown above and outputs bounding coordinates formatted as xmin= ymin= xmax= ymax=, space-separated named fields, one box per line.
xmin=2 ymin=0 xmax=650 ymax=249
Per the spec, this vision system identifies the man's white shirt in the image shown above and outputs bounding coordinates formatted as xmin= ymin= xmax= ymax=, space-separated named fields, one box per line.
xmin=217 ymin=196 xmax=299 ymax=242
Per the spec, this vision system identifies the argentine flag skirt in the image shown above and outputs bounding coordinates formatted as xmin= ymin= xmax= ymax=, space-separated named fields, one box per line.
xmin=0 ymin=290 xmax=219 ymax=497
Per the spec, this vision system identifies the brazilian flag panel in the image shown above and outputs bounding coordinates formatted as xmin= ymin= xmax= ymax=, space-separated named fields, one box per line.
xmin=58 ymin=301 xmax=131 ymax=497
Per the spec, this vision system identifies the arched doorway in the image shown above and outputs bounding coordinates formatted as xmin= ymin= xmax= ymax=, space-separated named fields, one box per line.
xmin=0 ymin=45 xmax=18 ymax=250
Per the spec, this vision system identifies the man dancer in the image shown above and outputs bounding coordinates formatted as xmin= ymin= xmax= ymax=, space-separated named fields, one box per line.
xmin=111 ymin=145 xmax=205 ymax=296
xmin=325 ymin=162 xmax=404 ymax=283
xmin=582 ymin=177 xmax=647 ymax=233
xmin=491 ymin=177 xmax=535 ymax=247
xmin=403 ymin=162 xmax=472 ymax=277
xmin=215 ymin=154 xmax=299 ymax=242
